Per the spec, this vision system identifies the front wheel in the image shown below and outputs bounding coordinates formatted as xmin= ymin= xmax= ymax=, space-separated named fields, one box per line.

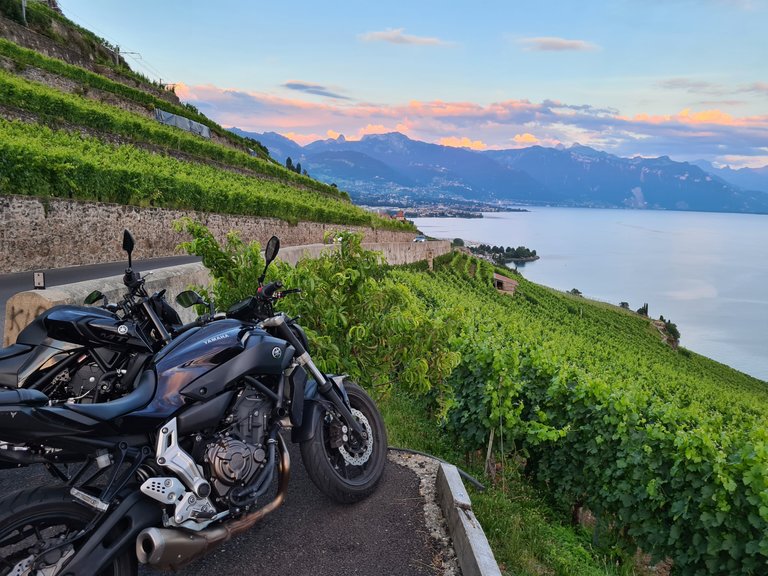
xmin=300 ymin=382 xmax=387 ymax=503
xmin=0 ymin=486 xmax=136 ymax=576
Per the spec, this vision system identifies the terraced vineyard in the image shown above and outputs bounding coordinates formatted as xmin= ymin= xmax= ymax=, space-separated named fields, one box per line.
xmin=0 ymin=5 xmax=409 ymax=232
xmin=392 ymin=253 xmax=768 ymax=574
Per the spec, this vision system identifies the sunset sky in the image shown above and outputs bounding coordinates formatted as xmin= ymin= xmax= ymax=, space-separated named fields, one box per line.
xmin=59 ymin=0 xmax=767 ymax=168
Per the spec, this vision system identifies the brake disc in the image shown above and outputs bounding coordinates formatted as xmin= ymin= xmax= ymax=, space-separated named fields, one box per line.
xmin=338 ymin=408 xmax=374 ymax=466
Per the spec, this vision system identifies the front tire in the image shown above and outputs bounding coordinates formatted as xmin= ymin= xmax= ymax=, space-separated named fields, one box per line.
xmin=300 ymin=382 xmax=387 ymax=503
xmin=0 ymin=486 xmax=136 ymax=576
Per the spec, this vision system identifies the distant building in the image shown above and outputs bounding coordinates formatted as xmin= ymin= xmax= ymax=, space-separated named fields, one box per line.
xmin=493 ymin=273 xmax=518 ymax=295
xmin=394 ymin=210 xmax=406 ymax=221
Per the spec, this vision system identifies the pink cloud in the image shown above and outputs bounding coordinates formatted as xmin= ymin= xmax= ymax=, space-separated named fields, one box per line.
xmin=281 ymin=131 xmax=327 ymax=146
xmin=438 ymin=136 xmax=488 ymax=150
xmin=513 ymin=133 xmax=539 ymax=144
xmin=627 ymin=108 xmax=768 ymax=128
xmin=177 ymin=82 xmax=768 ymax=165
xmin=356 ymin=124 xmax=395 ymax=137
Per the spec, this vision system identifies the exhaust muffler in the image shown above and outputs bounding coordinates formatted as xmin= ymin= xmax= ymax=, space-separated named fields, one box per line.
xmin=136 ymin=435 xmax=290 ymax=570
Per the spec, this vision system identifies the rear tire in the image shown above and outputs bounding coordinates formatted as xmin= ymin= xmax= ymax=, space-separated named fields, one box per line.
xmin=0 ymin=486 xmax=136 ymax=576
xmin=300 ymin=382 xmax=387 ymax=503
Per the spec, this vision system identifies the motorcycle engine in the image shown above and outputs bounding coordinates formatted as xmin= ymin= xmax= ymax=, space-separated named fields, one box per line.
xmin=206 ymin=391 xmax=273 ymax=499
xmin=47 ymin=361 xmax=103 ymax=401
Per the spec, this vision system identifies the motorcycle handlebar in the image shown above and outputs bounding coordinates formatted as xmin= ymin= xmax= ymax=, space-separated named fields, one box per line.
xmin=172 ymin=317 xmax=205 ymax=336
xmin=259 ymin=281 xmax=283 ymax=299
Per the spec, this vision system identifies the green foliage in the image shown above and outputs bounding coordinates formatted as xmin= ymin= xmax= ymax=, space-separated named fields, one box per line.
xmin=173 ymin=224 xmax=768 ymax=572
xmin=379 ymin=389 xmax=632 ymax=576
xmin=175 ymin=224 xmax=458 ymax=402
xmin=471 ymin=243 xmax=537 ymax=262
xmin=173 ymin=217 xmax=266 ymax=309
xmin=273 ymin=231 xmax=460 ymax=402
xmin=0 ymin=0 xmax=25 ymax=25
xmin=664 ymin=319 xmax=680 ymax=341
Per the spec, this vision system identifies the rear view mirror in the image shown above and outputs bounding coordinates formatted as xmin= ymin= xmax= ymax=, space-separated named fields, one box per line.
xmin=84 ymin=290 xmax=104 ymax=305
xmin=258 ymin=236 xmax=281 ymax=284
xmin=122 ymin=230 xmax=135 ymax=268
xmin=176 ymin=290 xmax=204 ymax=309
xmin=264 ymin=236 xmax=280 ymax=265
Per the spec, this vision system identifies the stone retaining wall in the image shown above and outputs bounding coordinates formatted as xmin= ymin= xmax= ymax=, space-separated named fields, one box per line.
xmin=0 ymin=196 xmax=418 ymax=273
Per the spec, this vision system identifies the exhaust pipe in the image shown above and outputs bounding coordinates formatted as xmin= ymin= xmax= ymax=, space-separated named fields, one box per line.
xmin=136 ymin=434 xmax=290 ymax=570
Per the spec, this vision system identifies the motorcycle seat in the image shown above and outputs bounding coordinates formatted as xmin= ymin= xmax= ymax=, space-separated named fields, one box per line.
xmin=0 ymin=344 xmax=32 ymax=388
xmin=0 ymin=388 xmax=48 ymax=406
xmin=63 ymin=370 xmax=157 ymax=422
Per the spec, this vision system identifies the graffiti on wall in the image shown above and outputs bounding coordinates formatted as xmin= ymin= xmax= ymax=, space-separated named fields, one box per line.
xmin=3 ymin=303 xmax=49 ymax=347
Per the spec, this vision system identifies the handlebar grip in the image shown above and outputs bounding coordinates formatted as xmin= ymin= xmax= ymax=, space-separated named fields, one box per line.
xmin=259 ymin=281 xmax=283 ymax=299
xmin=173 ymin=317 xmax=204 ymax=336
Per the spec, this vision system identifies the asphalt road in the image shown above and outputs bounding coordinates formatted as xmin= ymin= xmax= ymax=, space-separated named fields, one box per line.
xmin=0 ymin=445 xmax=455 ymax=575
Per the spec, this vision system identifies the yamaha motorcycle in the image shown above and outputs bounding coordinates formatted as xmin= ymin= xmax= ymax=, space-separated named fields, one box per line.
xmin=0 ymin=230 xmax=181 ymax=404
xmin=0 ymin=235 xmax=387 ymax=575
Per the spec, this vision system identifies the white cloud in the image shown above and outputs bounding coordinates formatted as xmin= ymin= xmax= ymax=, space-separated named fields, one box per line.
xmin=519 ymin=36 xmax=599 ymax=51
xmin=358 ymin=28 xmax=451 ymax=46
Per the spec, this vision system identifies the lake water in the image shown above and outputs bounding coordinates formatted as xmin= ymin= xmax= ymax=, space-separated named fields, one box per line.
xmin=413 ymin=208 xmax=768 ymax=382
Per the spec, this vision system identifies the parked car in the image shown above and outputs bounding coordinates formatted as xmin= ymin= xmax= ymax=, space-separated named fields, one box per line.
xmin=412 ymin=235 xmax=427 ymax=242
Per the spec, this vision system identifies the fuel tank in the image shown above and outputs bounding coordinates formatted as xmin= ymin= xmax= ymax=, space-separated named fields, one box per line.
xmin=125 ymin=320 xmax=295 ymax=426
xmin=18 ymin=305 xmax=150 ymax=352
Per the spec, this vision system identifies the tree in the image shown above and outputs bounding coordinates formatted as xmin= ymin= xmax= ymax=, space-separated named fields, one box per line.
xmin=285 ymin=157 xmax=294 ymax=170
xmin=453 ymin=238 xmax=465 ymax=247
xmin=619 ymin=302 xmax=630 ymax=309
xmin=665 ymin=320 xmax=680 ymax=342
xmin=295 ymin=162 xmax=302 ymax=174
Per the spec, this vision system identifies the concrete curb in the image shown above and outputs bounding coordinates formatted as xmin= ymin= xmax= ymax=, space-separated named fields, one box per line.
xmin=437 ymin=463 xmax=502 ymax=576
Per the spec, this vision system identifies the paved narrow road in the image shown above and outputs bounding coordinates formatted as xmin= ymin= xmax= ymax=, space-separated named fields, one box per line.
xmin=0 ymin=447 xmax=457 ymax=575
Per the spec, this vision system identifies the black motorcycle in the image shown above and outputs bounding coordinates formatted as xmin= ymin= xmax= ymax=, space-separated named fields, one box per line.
xmin=0 ymin=236 xmax=387 ymax=575
xmin=0 ymin=230 xmax=181 ymax=404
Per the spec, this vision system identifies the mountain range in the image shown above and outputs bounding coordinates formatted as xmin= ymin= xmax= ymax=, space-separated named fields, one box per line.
xmin=231 ymin=129 xmax=768 ymax=214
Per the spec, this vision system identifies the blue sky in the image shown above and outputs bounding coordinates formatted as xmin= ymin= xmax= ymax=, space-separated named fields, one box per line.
xmin=59 ymin=0 xmax=767 ymax=167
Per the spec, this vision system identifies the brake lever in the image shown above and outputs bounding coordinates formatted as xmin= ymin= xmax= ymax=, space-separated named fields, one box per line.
xmin=276 ymin=288 xmax=302 ymax=298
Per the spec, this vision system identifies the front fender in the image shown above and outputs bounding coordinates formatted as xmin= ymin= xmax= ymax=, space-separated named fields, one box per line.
xmin=291 ymin=375 xmax=350 ymax=443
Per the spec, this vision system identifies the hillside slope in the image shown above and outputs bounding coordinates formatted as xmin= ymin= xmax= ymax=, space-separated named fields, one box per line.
xmin=0 ymin=3 xmax=409 ymax=232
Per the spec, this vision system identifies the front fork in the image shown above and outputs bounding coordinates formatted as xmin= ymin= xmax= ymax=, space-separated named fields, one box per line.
xmin=260 ymin=314 xmax=365 ymax=437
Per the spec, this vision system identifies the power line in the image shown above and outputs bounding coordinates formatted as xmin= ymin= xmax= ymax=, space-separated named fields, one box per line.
xmin=56 ymin=1 xmax=170 ymax=85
